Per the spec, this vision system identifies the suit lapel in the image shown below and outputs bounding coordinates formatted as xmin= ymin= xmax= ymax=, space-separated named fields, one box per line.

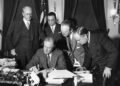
xmin=49 ymin=24 xmax=59 ymax=35
xmin=88 ymin=32 xmax=95 ymax=48
xmin=54 ymin=24 xmax=59 ymax=35
xmin=14 ymin=20 xmax=25 ymax=46
xmin=22 ymin=20 xmax=28 ymax=29
xmin=71 ymin=36 xmax=77 ymax=52
xmin=42 ymin=51 xmax=49 ymax=68
xmin=88 ymin=32 xmax=97 ymax=55
xmin=50 ymin=50 xmax=57 ymax=68
xmin=29 ymin=20 xmax=34 ymax=41
xmin=66 ymin=35 xmax=77 ymax=52
xmin=66 ymin=37 xmax=72 ymax=51
xmin=48 ymin=26 xmax=54 ymax=35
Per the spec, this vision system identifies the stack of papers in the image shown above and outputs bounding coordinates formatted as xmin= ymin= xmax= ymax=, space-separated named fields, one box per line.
xmin=48 ymin=69 xmax=76 ymax=79
xmin=0 ymin=67 xmax=19 ymax=73
xmin=0 ymin=58 xmax=16 ymax=67
xmin=46 ymin=78 xmax=64 ymax=84
xmin=46 ymin=69 xmax=76 ymax=84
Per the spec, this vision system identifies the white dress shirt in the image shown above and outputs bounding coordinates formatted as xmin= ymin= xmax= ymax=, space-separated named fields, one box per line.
xmin=23 ymin=18 xmax=30 ymax=30
xmin=88 ymin=31 xmax=90 ymax=44
xmin=47 ymin=53 xmax=52 ymax=61
xmin=50 ymin=24 xmax=56 ymax=33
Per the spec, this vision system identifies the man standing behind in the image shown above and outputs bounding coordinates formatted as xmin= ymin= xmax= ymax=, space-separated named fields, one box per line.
xmin=61 ymin=20 xmax=92 ymax=71
xmin=73 ymin=27 xmax=118 ymax=86
xmin=44 ymin=12 xmax=62 ymax=49
xmin=60 ymin=19 xmax=78 ymax=71
xmin=6 ymin=6 xmax=44 ymax=69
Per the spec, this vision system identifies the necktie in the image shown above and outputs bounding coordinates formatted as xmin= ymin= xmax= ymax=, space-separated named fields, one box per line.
xmin=66 ymin=37 xmax=74 ymax=63
xmin=26 ymin=21 xmax=30 ymax=29
xmin=66 ymin=37 xmax=72 ymax=51
xmin=47 ymin=54 xmax=51 ymax=68
xmin=51 ymin=26 xmax=54 ymax=33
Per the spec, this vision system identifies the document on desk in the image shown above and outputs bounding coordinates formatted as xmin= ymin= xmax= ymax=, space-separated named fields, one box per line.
xmin=77 ymin=73 xmax=93 ymax=83
xmin=46 ymin=69 xmax=76 ymax=84
xmin=48 ymin=69 xmax=76 ymax=79
xmin=46 ymin=78 xmax=64 ymax=84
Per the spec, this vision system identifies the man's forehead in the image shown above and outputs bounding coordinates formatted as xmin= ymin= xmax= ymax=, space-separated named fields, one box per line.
xmin=44 ymin=41 xmax=53 ymax=46
xmin=61 ymin=25 xmax=70 ymax=30
xmin=48 ymin=16 xmax=55 ymax=19
xmin=23 ymin=7 xmax=32 ymax=12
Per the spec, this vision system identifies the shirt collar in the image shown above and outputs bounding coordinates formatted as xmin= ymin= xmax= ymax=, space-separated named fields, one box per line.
xmin=70 ymin=32 xmax=73 ymax=40
xmin=88 ymin=31 xmax=90 ymax=44
xmin=23 ymin=18 xmax=30 ymax=24
xmin=50 ymin=24 xmax=56 ymax=28
xmin=47 ymin=53 xmax=52 ymax=61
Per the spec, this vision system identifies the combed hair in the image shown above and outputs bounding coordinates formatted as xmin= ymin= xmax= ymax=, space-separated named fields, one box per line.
xmin=48 ymin=12 xmax=56 ymax=19
xmin=80 ymin=27 xmax=88 ymax=35
xmin=22 ymin=6 xmax=32 ymax=12
xmin=44 ymin=37 xmax=54 ymax=45
xmin=61 ymin=18 xmax=78 ymax=30
xmin=73 ymin=26 xmax=88 ymax=35
xmin=61 ymin=19 xmax=72 ymax=27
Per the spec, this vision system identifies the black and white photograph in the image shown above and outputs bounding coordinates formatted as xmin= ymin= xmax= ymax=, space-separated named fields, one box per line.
xmin=0 ymin=0 xmax=119 ymax=86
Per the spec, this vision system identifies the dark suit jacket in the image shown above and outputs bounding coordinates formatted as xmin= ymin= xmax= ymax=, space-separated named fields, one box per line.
xmin=44 ymin=23 xmax=61 ymax=41
xmin=44 ymin=23 xmax=62 ymax=49
xmin=6 ymin=19 xmax=44 ymax=54
xmin=66 ymin=35 xmax=77 ymax=53
xmin=89 ymin=31 xmax=118 ymax=70
xmin=73 ymin=44 xmax=92 ymax=69
xmin=26 ymin=49 xmax=66 ymax=70
xmin=66 ymin=36 xmax=92 ymax=69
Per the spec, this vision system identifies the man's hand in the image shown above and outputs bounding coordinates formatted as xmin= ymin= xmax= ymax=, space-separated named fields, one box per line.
xmin=73 ymin=59 xmax=81 ymax=67
xmin=29 ymin=66 xmax=39 ymax=73
xmin=11 ymin=49 xmax=17 ymax=56
xmin=47 ymin=68 xmax=55 ymax=73
xmin=103 ymin=67 xmax=112 ymax=79
xmin=41 ymin=68 xmax=55 ymax=79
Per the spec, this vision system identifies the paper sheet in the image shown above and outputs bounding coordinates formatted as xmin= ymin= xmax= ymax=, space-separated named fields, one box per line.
xmin=46 ymin=78 xmax=64 ymax=84
xmin=76 ymin=72 xmax=93 ymax=83
xmin=48 ymin=69 xmax=76 ymax=79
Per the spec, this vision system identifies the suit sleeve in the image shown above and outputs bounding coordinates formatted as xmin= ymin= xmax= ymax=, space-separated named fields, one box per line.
xmin=6 ymin=22 xmax=15 ymax=50
xmin=26 ymin=50 xmax=41 ymax=70
xmin=56 ymin=51 xmax=66 ymax=69
xmin=83 ymin=46 xmax=92 ymax=69
xmin=100 ymin=34 xmax=118 ymax=69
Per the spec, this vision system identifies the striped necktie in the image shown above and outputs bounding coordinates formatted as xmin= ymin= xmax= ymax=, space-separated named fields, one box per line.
xmin=51 ymin=26 xmax=54 ymax=33
xmin=47 ymin=54 xmax=51 ymax=68
xmin=26 ymin=21 xmax=30 ymax=29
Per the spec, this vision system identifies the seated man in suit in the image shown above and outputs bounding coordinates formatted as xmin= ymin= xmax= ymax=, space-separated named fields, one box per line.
xmin=73 ymin=27 xmax=118 ymax=86
xmin=44 ymin=12 xmax=62 ymax=49
xmin=26 ymin=37 xmax=66 ymax=72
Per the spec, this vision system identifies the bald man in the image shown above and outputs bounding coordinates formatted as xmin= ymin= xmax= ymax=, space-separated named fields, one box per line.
xmin=6 ymin=6 xmax=44 ymax=69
